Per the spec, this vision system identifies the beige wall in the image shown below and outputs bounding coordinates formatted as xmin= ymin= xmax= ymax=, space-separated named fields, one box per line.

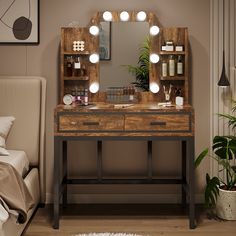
xmin=0 ymin=0 xmax=210 ymax=203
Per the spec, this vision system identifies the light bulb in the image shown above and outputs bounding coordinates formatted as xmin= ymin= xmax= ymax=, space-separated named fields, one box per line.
xmin=150 ymin=82 xmax=160 ymax=94
xmin=150 ymin=25 xmax=160 ymax=36
xmin=89 ymin=82 xmax=99 ymax=93
xmin=120 ymin=11 xmax=130 ymax=21
xmin=149 ymin=53 xmax=160 ymax=63
xmin=89 ymin=53 xmax=99 ymax=63
xmin=89 ymin=25 xmax=99 ymax=36
xmin=103 ymin=11 xmax=112 ymax=21
xmin=136 ymin=11 xmax=147 ymax=21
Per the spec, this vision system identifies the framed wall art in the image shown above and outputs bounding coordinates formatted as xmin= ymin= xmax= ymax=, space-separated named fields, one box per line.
xmin=0 ymin=0 xmax=39 ymax=44
xmin=99 ymin=22 xmax=111 ymax=60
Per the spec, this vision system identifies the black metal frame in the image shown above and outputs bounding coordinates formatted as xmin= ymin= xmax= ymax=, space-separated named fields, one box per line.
xmin=53 ymin=135 xmax=195 ymax=230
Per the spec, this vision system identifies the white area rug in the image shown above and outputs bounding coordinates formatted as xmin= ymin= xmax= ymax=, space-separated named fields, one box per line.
xmin=73 ymin=234 xmax=143 ymax=236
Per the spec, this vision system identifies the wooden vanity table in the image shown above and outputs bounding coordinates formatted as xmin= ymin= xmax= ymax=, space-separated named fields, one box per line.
xmin=54 ymin=10 xmax=196 ymax=230
xmin=53 ymin=103 xmax=195 ymax=229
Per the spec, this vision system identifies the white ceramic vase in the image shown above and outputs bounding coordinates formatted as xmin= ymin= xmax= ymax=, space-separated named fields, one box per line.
xmin=216 ymin=187 xmax=236 ymax=220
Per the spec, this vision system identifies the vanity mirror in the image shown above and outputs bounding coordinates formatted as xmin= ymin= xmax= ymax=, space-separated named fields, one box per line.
xmin=99 ymin=21 xmax=149 ymax=91
xmin=88 ymin=11 xmax=161 ymax=94
xmin=59 ymin=11 xmax=189 ymax=104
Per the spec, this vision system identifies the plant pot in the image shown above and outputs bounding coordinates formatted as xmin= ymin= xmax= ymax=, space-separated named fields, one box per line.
xmin=216 ymin=187 xmax=236 ymax=220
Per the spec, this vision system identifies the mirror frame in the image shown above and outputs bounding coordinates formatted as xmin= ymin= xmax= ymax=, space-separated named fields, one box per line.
xmin=88 ymin=11 xmax=162 ymax=93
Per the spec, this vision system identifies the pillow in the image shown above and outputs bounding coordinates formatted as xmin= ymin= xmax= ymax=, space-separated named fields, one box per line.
xmin=0 ymin=116 xmax=15 ymax=156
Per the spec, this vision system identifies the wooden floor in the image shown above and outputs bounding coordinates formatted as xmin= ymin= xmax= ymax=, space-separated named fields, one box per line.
xmin=24 ymin=204 xmax=236 ymax=236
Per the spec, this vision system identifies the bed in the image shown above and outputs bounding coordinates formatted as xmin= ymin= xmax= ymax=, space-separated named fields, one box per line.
xmin=0 ymin=76 xmax=46 ymax=236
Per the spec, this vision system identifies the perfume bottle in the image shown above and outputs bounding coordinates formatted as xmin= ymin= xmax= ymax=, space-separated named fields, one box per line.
xmin=73 ymin=57 xmax=81 ymax=77
xmin=80 ymin=64 xmax=87 ymax=76
xmin=84 ymin=88 xmax=89 ymax=106
xmin=66 ymin=56 xmax=73 ymax=77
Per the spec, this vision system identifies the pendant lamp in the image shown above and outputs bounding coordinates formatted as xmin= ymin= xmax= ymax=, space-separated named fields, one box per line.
xmin=217 ymin=0 xmax=230 ymax=87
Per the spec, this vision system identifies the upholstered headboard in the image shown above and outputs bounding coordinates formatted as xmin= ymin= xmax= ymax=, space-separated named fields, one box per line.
xmin=0 ymin=76 xmax=46 ymax=203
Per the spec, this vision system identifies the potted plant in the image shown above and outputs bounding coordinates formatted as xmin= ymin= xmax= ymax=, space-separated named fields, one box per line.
xmin=195 ymin=100 xmax=236 ymax=220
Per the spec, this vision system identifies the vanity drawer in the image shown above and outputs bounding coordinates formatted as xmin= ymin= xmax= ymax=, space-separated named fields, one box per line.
xmin=125 ymin=114 xmax=191 ymax=132
xmin=59 ymin=114 xmax=124 ymax=131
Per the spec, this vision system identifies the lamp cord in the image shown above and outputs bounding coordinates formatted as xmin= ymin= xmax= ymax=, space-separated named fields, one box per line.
xmin=223 ymin=0 xmax=225 ymax=51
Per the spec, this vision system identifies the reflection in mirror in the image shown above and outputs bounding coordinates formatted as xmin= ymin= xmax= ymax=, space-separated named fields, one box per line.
xmin=100 ymin=22 xmax=149 ymax=91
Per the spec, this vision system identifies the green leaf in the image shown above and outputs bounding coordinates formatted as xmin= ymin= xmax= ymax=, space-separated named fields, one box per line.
xmin=232 ymin=165 xmax=236 ymax=173
xmin=204 ymin=174 xmax=220 ymax=208
xmin=123 ymin=36 xmax=150 ymax=91
xmin=194 ymin=148 xmax=208 ymax=168
xmin=218 ymin=101 xmax=236 ymax=130
xmin=218 ymin=114 xmax=236 ymax=130
xmin=213 ymin=136 xmax=236 ymax=159
xmin=232 ymin=100 xmax=236 ymax=112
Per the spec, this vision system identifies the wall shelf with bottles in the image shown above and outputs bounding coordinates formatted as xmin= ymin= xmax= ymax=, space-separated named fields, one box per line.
xmin=158 ymin=27 xmax=189 ymax=104
xmin=60 ymin=27 xmax=99 ymax=103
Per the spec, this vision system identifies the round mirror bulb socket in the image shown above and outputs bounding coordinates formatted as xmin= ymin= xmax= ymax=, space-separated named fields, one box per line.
xmin=89 ymin=25 xmax=99 ymax=36
xmin=103 ymin=11 xmax=113 ymax=21
xmin=89 ymin=82 xmax=99 ymax=93
xmin=150 ymin=53 xmax=160 ymax=63
xmin=150 ymin=82 xmax=160 ymax=94
xmin=120 ymin=11 xmax=130 ymax=21
xmin=89 ymin=53 xmax=99 ymax=63
xmin=136 ymin=11 xmax=147 ymax=21
xmin=150 ymin=26 xmax=160 ymax=36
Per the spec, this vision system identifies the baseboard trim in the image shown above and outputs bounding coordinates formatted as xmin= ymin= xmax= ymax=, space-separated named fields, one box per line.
xmin=46 ymin=193 xmax=204 ymax=204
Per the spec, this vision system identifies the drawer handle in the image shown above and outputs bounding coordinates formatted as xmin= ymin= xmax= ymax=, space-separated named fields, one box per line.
xmin=70 ymin=121 xmax=77 ymax=125
xmin=150 ymin=121 xmax=166 ymax=126
xmin=83 ymin=121 xmax=99 ymax=126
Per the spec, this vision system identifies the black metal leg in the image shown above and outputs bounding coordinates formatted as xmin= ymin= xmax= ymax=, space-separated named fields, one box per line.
xmin=97 ymin=140 xmax=102 ymax=182
xmin=53 ymin=137 xmax=61 ymax=229
xmin=182 ymin=140 xmax=187 ymax=206
xmin=62 ymin=140 xmax=67 ymax=207
xmin=188 ymin=137 xmax=196 ymax=229
xmin=52 ymin=136 xmax=196 ymax=230
xmin=148 ymin=140 xmax=152 ymax=180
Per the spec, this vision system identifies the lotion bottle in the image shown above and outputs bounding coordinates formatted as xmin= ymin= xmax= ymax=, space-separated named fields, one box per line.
xmin=168 ymin=55 xmax=175 ymax=76
xmin=177 ymin=55 xmax=183 ymax=75
xmin=162 ymin=59 xmax=168 ymax=77
xmin=175 ymin=88 xmax=184 ymax=106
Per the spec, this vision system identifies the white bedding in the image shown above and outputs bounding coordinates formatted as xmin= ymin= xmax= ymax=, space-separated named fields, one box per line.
xmin=0 ymin=204 xmax=8 ymax=223
xmin=0 ymin=150 xmax=29 ymax=177
xmin=0 ymin=168 xmax=39 ymax=235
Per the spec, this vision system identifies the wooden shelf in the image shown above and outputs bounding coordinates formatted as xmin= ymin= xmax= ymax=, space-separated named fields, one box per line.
xmin=160 ymin=76 xmax=186 ymax=81
xmin=64 ymin=76 xmax=89 ymax=81
xmin=60 ymin=27 xmax=99 ymax=103
xmin=62 ymin=51 xmax=90 ymax=55
xmin=158 ymin=27 xmax=189 ymax=104
xmin=160 ymin=51 xmax=186 ymax=55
